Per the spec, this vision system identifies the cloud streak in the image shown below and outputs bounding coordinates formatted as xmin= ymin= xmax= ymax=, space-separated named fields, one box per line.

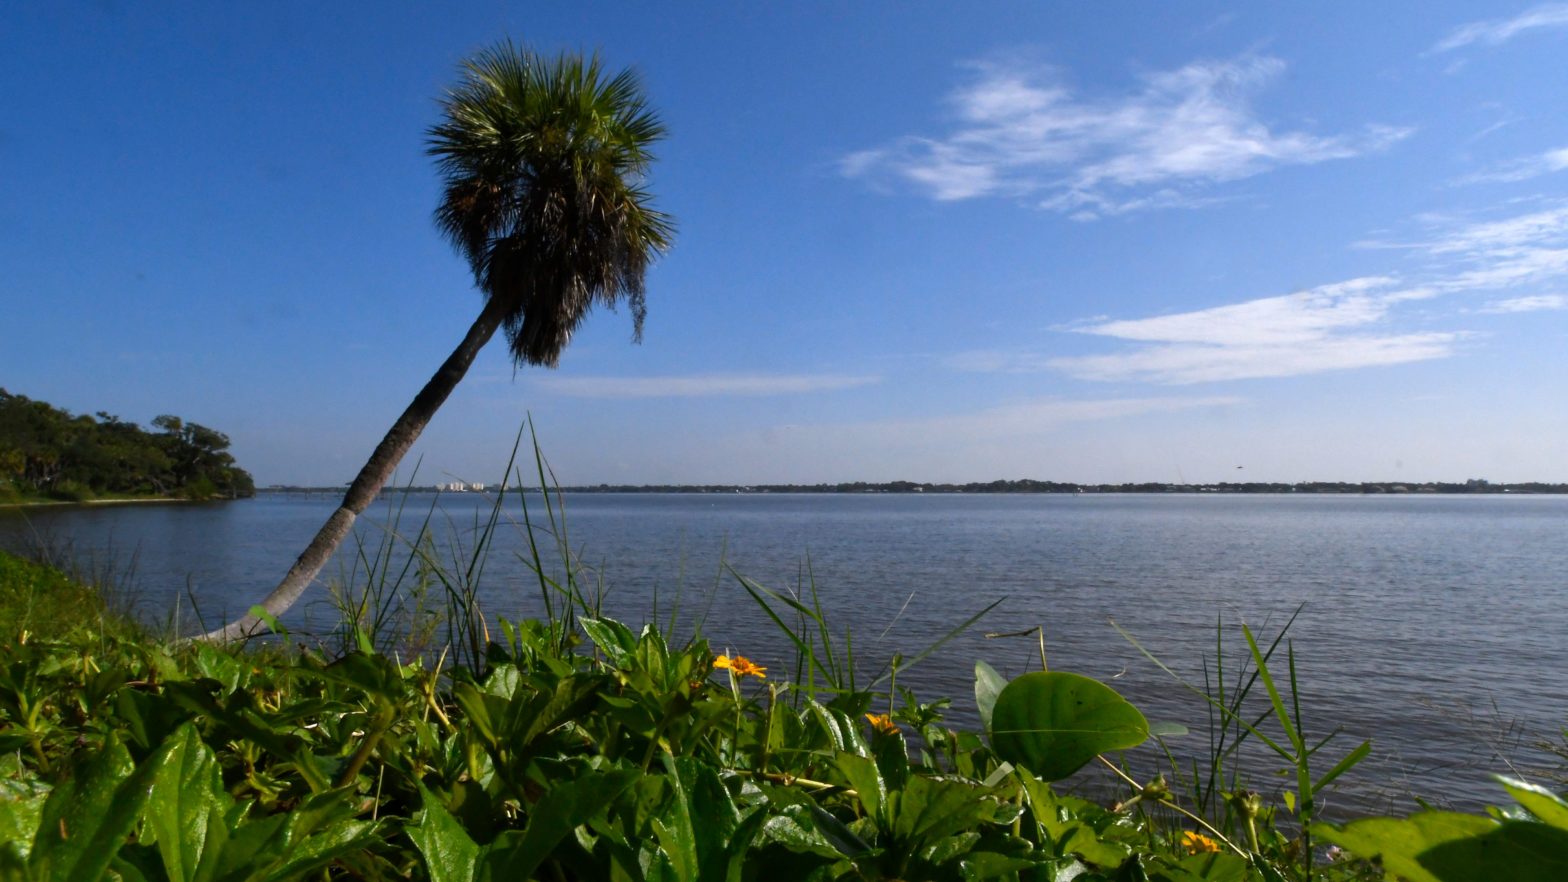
xmin=1043 ymin=277 xmax=1458 ymax=384
xmin=1432 ymin=4 xmax=1568 ymax=52
xmin=960 ymin=200 xmax=1568 ymax=386
xmin=1393 ymin=202 xmax=1568 ymax=294
xmin=1455 ymin=146 xmax=1568 ymax=185
xmin=1479 ymin=294 xmax=1567 ymax=313
xmin=533 ymin=373 xmax=881 ymax=399
xmin=842 ymin=56 xmax=1409 ymax=219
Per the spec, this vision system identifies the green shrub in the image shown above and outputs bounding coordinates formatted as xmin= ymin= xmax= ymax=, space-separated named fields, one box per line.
xmin=44 ymin=480 xmax=94 ymax=503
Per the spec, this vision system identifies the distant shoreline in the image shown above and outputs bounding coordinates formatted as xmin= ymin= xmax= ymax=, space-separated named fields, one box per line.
xmin=256 ymin=479 xmax=1568 ymax=497
xmin=0 ymin=496 xmax=216 ymax=510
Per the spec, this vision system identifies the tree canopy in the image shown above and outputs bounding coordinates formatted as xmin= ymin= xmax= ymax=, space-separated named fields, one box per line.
xmin=0 ymin=389 xmax=254 ymax=502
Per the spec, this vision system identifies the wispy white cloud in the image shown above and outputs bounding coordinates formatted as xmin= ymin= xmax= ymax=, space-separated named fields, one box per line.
xmin=1394 ymin=203 xmax=1568 ymax=293
xmin=1421 ymin=203 xmax=1568 ymax=255
xmin=1042 ymin=278 xmax=1458 ymax=384
xmin=1050 ymin=332 xmax=1459 ymax=384
xmin=1356 ymin=202 xmax=1568 ymax=291
xmin=1074 ymin=277 xmax=1412 ymax=345
xmin=1431 ymin=3 xmax=1568 ymax=52
xmin=1011 ymin=202 xmax=1568 ymax=385
xmin=1455 ymin=146 xmax=1568 ymax=185
xmin=1479 ymin=293 xmax=1567 ymax=313
xmin=842 ymin=56 xmax=1409 ymax=219
xmin=532 ymin=373 xmax=881 ymax=399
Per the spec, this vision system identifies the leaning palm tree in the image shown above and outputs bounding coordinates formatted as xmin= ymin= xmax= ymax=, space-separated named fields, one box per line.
xmin=201 ymin=42 xmax=673 ymax=642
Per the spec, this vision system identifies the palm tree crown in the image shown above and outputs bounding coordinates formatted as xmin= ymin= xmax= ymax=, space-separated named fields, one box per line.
xmin=427 ymin=44 xmax=674 ymax=367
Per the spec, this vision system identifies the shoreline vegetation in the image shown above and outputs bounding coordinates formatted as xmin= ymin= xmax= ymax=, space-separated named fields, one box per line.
xmin=3 ymin=534 xmax=1565 ymax=880
xmin=0 ymin=389 xmax=256 ymax=506
xmin=0 ymin=495 xmax=216 ymax=509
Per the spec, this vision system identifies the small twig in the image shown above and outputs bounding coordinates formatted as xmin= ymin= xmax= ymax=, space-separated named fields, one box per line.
xmin=737 ymin=769 xmax=852 ymax=796
xmin=1096 ymin=755 xmax=1247 ymax=858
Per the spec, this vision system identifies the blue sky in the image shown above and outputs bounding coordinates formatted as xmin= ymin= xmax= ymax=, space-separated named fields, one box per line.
xmin=4 ymin=2 xmax=1567 ymax=486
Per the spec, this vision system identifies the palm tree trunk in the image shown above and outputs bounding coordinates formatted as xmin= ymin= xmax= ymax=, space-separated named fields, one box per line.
xmin=198 ymin=295 xmax=512 ymax=643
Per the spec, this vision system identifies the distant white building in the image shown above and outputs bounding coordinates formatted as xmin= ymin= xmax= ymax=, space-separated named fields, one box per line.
xmin=439 ymin=481 xmax=486 ymax=492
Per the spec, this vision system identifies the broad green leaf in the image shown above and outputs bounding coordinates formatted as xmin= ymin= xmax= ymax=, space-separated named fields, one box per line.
xmin=677 ymin=758 xmax=740 ymax=880
xmin=520 ymin=675 xmax=604 ymax=747
xmin=581 ymin=617 xmax=638 ymax=667
xmin=635 ymin=625 xmax=671 ymax=684
xmin=1315 ymin=812 xmax=1568 ymax=882
xmin=756 ymin=786 xmax=871 ymax=860
xmin=408 ymin=788 xmax=481 ymax=882
xmin=213 ymin=787 xmax=383 ymax=882
xmin=143 ymin=724 xmax=233 ymax=882
xmin=0 ymin=777 xmax=50 ymax=863
xmin=766 ymin=694 xmax=803 ymax=757
xmin=1498 ymin=776 xmax=1568 ymax=831
xmin=649 ymin=813 xmax=695 ymax=882
xmin=762 ymin=812 xmax=846 ymax=861
xmin=114 ymin=689 xmax=196 ymax=754
xmin=922 ymin=831 xmax=980 ymax=866
xmin=1015 ymin=770 xmax=1073 ymax=840
xmin=974 ymin=661 xmax=1007 ymax=736
xmin=490 ymin=769 xmax=638 ymax=880
xmin=872 ymin=730 xmax=911 ymax=794
xmin=990 ymin=672 xmax=1148 ymax=781
xmin=1059 ymin=823 xmax=1130 ymax=869
xmin=32 ymin=734 xmax=162 ymax=882
xmin=958 ymin=850 xmax=1042 ymax=880
xmin=890 ymin=776 xmax=1000 ymax=847
xmin=834 ymin=753 xmax=886 ymax=824
xmin=451 ymin=683 xmax=497 ymax=745
xmin=311 ymin=652 xmax=403 ymax=702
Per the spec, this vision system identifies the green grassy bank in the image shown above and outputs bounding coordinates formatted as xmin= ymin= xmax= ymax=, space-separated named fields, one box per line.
xmin=1 ymin=549 xmax=1564 ymax=881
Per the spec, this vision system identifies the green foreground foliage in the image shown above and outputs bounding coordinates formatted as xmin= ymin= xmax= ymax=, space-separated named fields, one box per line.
xmin=1 ymin=550 xmax=1565 ymax=880
xmin=0 ymin=390 xmax=254 ymax=503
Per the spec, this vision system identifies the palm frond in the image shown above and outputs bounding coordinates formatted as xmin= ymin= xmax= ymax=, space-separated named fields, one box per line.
xmin=427 ymin=41 xmax=673 ymax=366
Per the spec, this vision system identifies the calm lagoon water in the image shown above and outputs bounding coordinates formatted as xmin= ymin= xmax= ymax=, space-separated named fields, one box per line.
xmin=4 ymin=491 xmax=1565 ymax=813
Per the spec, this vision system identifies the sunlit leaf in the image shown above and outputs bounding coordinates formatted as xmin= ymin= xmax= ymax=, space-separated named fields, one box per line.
xmin=1315 ymin=812 xmax=1568 ymax=882
xmin=1498 ymin=776 xmax=1568 ymax=831
xmin=974 ymin=661 xmax=1006 ymax=735
xmin=990 ymin=672 xmax=1148 ymax=781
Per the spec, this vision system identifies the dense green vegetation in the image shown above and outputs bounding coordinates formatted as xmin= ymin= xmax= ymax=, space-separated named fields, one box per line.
xmin=5 ymin=23 xmax=1562 ymax=874
xmin=0 ymin=389 xmax=254 ymax=503
xmin=3 ymin=543 xmax=1564 ymax=881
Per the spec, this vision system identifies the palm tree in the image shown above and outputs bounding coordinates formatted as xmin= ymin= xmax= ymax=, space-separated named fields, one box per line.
xmin=200 ymin=42 xmax=673 ymax=642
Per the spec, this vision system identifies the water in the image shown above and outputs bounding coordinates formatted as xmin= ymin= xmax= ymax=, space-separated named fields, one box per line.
xmin=4 ymin=491 xmax=1566 ymax=814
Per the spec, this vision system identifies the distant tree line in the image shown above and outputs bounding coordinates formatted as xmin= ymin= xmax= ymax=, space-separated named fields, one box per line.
xmin=0 ymin=389 xmax=255 ymax=502
xmin=495 ymin=477 xmax=1567 ymax=495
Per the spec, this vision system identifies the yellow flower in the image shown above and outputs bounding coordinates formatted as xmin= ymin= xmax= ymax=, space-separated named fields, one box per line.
xmin=864 ymin=713 xmax=898 ymax=735
xmin=713 ymin=654 xmax=766 ymax=679
xmin=1181 ymin=830 xmax=1220 ymax=854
